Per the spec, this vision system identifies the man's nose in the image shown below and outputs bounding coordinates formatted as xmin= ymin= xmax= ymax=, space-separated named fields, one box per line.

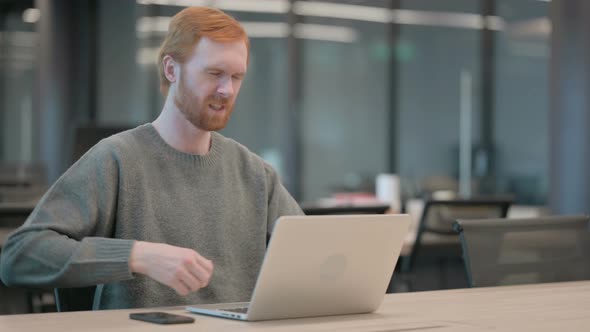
xmin=216 ymin=77 xmax=233 ymax=98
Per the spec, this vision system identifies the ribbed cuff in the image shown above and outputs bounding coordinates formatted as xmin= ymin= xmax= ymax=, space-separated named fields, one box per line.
xmin=89 ymin=238 xmax=136 ymax=282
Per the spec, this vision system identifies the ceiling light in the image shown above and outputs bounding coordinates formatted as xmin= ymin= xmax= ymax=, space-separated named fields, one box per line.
xmin=293 ymin=1 xmax=391 ymax=23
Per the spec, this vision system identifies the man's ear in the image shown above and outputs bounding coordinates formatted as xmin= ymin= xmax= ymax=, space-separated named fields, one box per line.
xmin=162 ymin=55 xmax=178 ymax=83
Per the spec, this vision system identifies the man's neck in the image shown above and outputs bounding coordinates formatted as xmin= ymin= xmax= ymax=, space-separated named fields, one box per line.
xmin=152 ymin=99 xmax=212 ymax=155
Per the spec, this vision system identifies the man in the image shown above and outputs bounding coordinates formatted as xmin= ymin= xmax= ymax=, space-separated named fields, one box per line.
xmin=0 ymin=7 xmax=302 ymax=310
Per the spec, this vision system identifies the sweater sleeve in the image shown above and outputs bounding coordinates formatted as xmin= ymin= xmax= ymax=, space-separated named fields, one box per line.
xmin=263 ymin=163 xmax=304 ymax=235
xmin=0 ymin=141 xmax=135 ymax=288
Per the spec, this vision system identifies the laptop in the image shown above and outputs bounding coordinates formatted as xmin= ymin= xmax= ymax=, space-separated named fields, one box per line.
xmin=186 ymin=214 xmax=411 ymax=321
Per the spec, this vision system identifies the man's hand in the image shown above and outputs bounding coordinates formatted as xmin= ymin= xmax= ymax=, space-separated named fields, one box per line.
xmin=129 ymin=241 xmax=214 ymax=296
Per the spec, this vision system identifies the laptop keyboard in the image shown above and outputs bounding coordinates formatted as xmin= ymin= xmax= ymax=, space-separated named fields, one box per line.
xmin=221 ymin=307 xmax=249 ymax=314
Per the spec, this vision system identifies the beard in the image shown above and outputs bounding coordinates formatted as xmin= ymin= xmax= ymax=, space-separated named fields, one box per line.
xmin=174 ymin=73 xmax=234 ymax=131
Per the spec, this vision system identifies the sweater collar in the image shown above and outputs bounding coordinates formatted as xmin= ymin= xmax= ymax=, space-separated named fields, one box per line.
xmin=142 ymin=123 xmax=224 ymax=167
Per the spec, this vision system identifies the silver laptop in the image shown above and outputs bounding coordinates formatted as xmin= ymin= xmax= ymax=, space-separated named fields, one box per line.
xmin=186 ymin=214 xmax=411 ymax=321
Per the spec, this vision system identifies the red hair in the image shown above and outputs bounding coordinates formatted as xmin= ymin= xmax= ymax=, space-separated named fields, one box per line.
xmin=157 ymin=7 xmax=250 ymax=97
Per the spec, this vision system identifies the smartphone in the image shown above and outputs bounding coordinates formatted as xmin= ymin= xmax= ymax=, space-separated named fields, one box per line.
xmin=129 ymin=312 xmax=195 ymax=324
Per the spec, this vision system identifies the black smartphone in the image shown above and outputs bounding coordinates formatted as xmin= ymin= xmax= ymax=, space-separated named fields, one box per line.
xmin=129 ymin=312 xmax=195 ymax=325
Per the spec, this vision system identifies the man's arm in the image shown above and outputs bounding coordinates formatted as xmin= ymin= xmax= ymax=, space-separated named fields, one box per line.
xmin=0 ymin=142 xmax=134 ymax=288
xmin=263 ymin=163 xmax=304 ymax=236
xmin=129 ymin=241 xmax=213 ymax=296
xmin=0 ymin=141 xmax=214 ymax=295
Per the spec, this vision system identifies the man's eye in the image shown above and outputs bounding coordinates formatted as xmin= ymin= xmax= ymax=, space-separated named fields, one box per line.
xmin=209 ymin=71 xmax=222 ymax=77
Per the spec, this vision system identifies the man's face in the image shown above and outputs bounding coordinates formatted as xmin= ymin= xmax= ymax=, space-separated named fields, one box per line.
xmin=174 ymin=37 xmax=248 ymax=131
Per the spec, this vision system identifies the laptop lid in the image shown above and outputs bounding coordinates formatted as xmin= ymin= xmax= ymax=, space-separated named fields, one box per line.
xmin=187 ymin=214 xmax=411 ymax=321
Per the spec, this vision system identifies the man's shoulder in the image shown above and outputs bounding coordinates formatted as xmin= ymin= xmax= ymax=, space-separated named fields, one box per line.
xmin=215 ymin=133 xmax=259 ymax=158
xmin=89 ymin=124 xmax=151 ymax=159
xmin=214 ymin=132 xmax=269 ymax=169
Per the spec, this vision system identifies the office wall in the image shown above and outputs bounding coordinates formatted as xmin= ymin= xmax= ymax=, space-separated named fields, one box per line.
xmin=550 ymin=0 xmax=590 ymax=214
xmin=0 ymin=11 xmax=36 ymax=162
xmin=493 ymin=0 xmax=549 ymax=205
xmin=97 ymin=0 xmax=147 ymax=125
xmin=300 ymin=17 xmax=390 ymax=202
xmin=0 ymin=0 xmax=556 ymax=205
xmin=396 ymin=0 xmax=481 ymax=196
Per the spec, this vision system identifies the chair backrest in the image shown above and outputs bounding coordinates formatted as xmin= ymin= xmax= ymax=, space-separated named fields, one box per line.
xmin=403 ymin=199 xmax=512 ymax=271
xmin=454 ymin=215 xmax=590 ymax=287
xmin=54 ymin=286 xmax=97 ymax=312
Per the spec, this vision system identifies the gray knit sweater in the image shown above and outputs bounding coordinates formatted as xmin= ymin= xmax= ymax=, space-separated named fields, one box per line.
xmin=0 ymin=124 xmax=303 ymax=309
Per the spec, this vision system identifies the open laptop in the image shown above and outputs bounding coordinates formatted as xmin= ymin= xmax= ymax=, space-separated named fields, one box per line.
xmin=186 ymin=214 xmax=411 ymax=321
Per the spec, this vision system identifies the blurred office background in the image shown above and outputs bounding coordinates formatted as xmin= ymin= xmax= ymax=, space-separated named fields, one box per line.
xmin=1 ymin=0 xmax=561 ymax=205
xmin=1 ymin=0 xmax=590 ymax=314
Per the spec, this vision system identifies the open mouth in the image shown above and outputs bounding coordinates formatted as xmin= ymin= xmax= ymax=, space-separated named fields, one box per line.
xmin=209 ymin=103 xmax=226 ymax=111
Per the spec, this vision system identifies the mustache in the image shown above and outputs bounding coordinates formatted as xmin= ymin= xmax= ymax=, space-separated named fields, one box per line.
xmin=206 ymin=95 xmax=231 ymax=104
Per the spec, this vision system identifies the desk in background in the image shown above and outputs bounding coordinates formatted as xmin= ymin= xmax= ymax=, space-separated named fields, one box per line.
xmin=0 ymin=203 xmax=35 ymax=247
xmin=1 ymin=281 xmax=588 ymax=331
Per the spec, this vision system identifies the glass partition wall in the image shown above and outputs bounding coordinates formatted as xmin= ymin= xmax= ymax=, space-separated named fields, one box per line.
xmin=0 ymin=0 xmax=551 ymax=205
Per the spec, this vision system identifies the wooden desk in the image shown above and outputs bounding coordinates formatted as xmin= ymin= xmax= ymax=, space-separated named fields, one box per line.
xmin=1 ymin=281 xmax=589 ymax=331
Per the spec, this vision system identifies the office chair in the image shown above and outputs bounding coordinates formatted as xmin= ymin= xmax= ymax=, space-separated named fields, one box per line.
xmin=0 ymin=205 xmax=39 ymax=314
xmin=402 ymin=198 xmax=512 ymax=273
xmin=54 ymin=286 xmax=97 ymax=312
xmin=454 ymin=215 xmax=590 ymax=287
